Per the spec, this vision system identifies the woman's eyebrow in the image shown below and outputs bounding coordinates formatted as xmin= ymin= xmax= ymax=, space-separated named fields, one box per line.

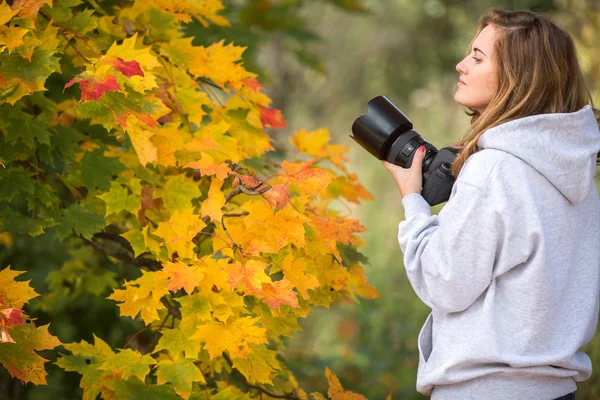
xmin=473 ymin=47 xmax=487 ymax=56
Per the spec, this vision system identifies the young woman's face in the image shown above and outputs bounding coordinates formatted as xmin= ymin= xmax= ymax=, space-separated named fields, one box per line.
xmin=454 ymin=24 xmax=498 ymax=113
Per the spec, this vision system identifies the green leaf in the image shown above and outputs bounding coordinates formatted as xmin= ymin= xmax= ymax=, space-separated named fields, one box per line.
xmin=154 ymin=174 xmax=202 ymax=211
xmin=99 ymin=349 xmax=156 ymax=381
xmin=97 ymin=182 xmax=140 ymax=217
xmin=156 ymin=358 xmax=205 ymax=399
xmin=67 ymin=9 xmax=98 ymax=35
xmin=0 ymin=168 xmax=36 ymax=202
xmin=0 ymin=47 xmax=61 ymax=105
xmin=4 ymin=114 xmax=52 ymax=149
xmin=337 ymin=242 xmax=370 ymax=267
xmin=0 ymin=208 xmax=56 ymax=236
xmin=56 ymin=203 xmax=105 ymax=241
xmin=104 ymin=377 xmax=180 ymax=400
xmin=232 ymin=343 xmax=281 ymax=384
xmin=79 ymin=148 xmax=126 ymax=191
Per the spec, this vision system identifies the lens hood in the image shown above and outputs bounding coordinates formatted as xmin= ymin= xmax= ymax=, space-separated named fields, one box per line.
xmin=351 ymin=96 xmax=413 ymax=160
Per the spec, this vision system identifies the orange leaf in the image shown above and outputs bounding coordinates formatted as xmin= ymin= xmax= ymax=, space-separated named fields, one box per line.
xmin=262 ymin=181 xmax=290 ymax=210
xmin=162 ymin=261 xmax=205 ymax=294
xmin=243 ymin=78 xmax=264 ymax=92
xmin=260 ymin=106 xmax=286 ymax=129
xmin=260 ymin=279 xmax=299 ymax=310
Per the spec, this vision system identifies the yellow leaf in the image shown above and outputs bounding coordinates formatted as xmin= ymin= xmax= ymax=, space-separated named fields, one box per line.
xmin=125 ymin=115 xmax=158 ymax=166
xmin=223 ymin=201 xmax=308 ymax=256
xmin=191 ymin=316 xmax=267 ymax=360
xmin=106 ymin=32 xmax=161 ymax=71
xmin=0 ymin=266 xmax=38 ymax=309
xmin=200 ymin=177 xmax=225 ymax=222
xmin=107 ymin=270 xmax=169 ymax=324
xmin=281 ymin=254 xmax=320 ymax=300
xmin=154 ymin=207 xmax=206 ymax=260
xmin=289 ymin=128 xmax=350 ymax=167
xmin=326 ymin=366 xmax=367 ymax=400
xmin=231 ymin=343 xmax=281 ymax=384
xmin=0 ymin=26 xmax=29 ymax=53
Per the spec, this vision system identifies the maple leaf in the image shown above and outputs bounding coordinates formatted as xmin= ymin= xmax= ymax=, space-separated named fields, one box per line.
xmin=183 ymin=152 xmax=234 ymax=181
xmin=109 ymin=57 xmax=144 ymax=78
xmin=222 ymin=201 xmax=308 ymax=256
xmin=281 ymin=158 xmax=336 ymax=195
xmin=0 ymin=26 xmax=29 ymax=53
xmin=327 ymin=175 xmax=373 ymax=204
xmin=260 ymin=279 xmax=299 ymax=310
xmin=0 ymin=266 xmax=38 ymax=309
xmin=308 ymin=213 xmax=366 ymax=262
xmin=260 ymin=106 xmax=286 ymax=129
xmin=64 ymin=74 xmax=121 ymax=102
xmin=153 ymin=207 xmax=206 ymax=260
xmin=191 ymin=316 xmax=267 ymax=360
xmin=0 ymin=46 xmax=60 ymax=105
xmin=123 ymin=115 xmax=158 ymax=166
xmin=262 ymin=181 xmax=291 ymax=210
xmin=326 ymin=366 xmax=367 ymax=400
xmin=225 ymin=259 xmax=271 ymax=295
xmin=57 ymin=335 xmax=154 ymax=399
xmin=107 ymin=270 xmax=169 ymax=324
xmin=281 ymin=253 xmax=320 ymax=300
xmin=159 ymin=38 xmax=256 ymax=89
xmin=289 ymin=128 xmax=350 ymax=167
xmin=0 ymin=317 xmax=61 ymax=385
xmin=232 ymin=343 xmax=282 ymax=384
xmin=10 ymin=0 xmax=52 ymax=19
xmin=200 ymin=177 xmax=226 ymax=222
xmin=162 ymin=260 xmax=205 ymax=294
xmin=131 ymin=0 xmax=230 ymax=27
xmin=156 ymin=358 xmax=205 ymax=400
xmin=0 ymin=308 xmax=23 ymax=343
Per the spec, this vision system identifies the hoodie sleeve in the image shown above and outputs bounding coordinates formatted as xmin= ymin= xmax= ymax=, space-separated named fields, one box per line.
xmin=398 ymin=181 xmax=503 ymax=314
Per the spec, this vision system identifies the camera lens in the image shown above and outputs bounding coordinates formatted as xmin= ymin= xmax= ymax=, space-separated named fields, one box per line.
xmin=385 ymin=129 xmax=436 ymax=170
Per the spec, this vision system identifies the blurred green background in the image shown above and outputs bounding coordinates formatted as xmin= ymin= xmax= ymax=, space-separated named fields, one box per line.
xmin=1 ymin=0 xmax=599 ymax=398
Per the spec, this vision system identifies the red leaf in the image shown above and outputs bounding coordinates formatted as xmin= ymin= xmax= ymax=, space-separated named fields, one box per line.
xmin=64 ymin=75 xmax=121 ymax=102
xmin=260 ymin=106 xmax=286 ymax=129
xmin=243 ymin=78 xmax=263 ymax=92
xmin=110 ymin=57 xmax=144 ymax=78
xmin=1 ymin=308 xmax=22 ymax=327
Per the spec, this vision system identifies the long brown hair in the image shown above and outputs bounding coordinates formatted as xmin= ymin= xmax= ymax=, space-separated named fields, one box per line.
xmin=451 ymin=8 xmax=600 ymax=178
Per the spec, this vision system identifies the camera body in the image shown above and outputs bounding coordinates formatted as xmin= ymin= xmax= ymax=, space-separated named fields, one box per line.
xmin=351 ymin=95 xmax=459 ymax=206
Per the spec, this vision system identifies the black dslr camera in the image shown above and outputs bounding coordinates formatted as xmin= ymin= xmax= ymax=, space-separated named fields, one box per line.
xmin=351 ymin=96 xmax=459 ymax=206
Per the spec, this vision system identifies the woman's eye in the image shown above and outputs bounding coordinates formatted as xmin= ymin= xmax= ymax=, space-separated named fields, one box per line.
xmin=472 ymin=56 xmax=482 ymax=63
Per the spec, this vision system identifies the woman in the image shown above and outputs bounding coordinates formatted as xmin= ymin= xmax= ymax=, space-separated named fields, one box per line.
xmin=382 ymin=8 xmax=600 ymax=400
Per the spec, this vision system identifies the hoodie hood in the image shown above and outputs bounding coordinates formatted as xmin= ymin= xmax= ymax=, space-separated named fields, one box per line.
xmin=477 ymin=105 xmax=600 ymax=204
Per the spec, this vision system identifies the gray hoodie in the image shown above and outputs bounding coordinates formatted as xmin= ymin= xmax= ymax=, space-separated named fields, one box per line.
xmin=397 ymin=105 xmax=600 ymax=399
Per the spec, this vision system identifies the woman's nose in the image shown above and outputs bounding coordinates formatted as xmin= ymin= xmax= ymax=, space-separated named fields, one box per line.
xmin=456 ymin=59 xmax=467 ymax=75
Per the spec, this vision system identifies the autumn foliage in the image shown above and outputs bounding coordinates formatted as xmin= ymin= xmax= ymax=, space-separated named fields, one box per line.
xmin=0 ymin=0 xmax=377 ymax=398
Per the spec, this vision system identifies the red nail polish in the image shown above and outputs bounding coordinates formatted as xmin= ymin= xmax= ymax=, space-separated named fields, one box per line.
xmin=419 ymin=146 xmax=425 ymax=152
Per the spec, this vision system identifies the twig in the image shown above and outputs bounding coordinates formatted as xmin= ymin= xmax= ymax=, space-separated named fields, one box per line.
xmin=160 ymin=297 xmax=182 ymax=320
xmin=146 ymin=313 xmax=171 ymax=352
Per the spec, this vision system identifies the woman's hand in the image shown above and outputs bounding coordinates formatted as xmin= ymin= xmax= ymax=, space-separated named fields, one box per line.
xmin=382 ymin=145 xmax=426 ymax=198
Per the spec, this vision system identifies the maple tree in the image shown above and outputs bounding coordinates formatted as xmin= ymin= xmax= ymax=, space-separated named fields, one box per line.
xmin=0 ymin=0 xmax=379 ymax=398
